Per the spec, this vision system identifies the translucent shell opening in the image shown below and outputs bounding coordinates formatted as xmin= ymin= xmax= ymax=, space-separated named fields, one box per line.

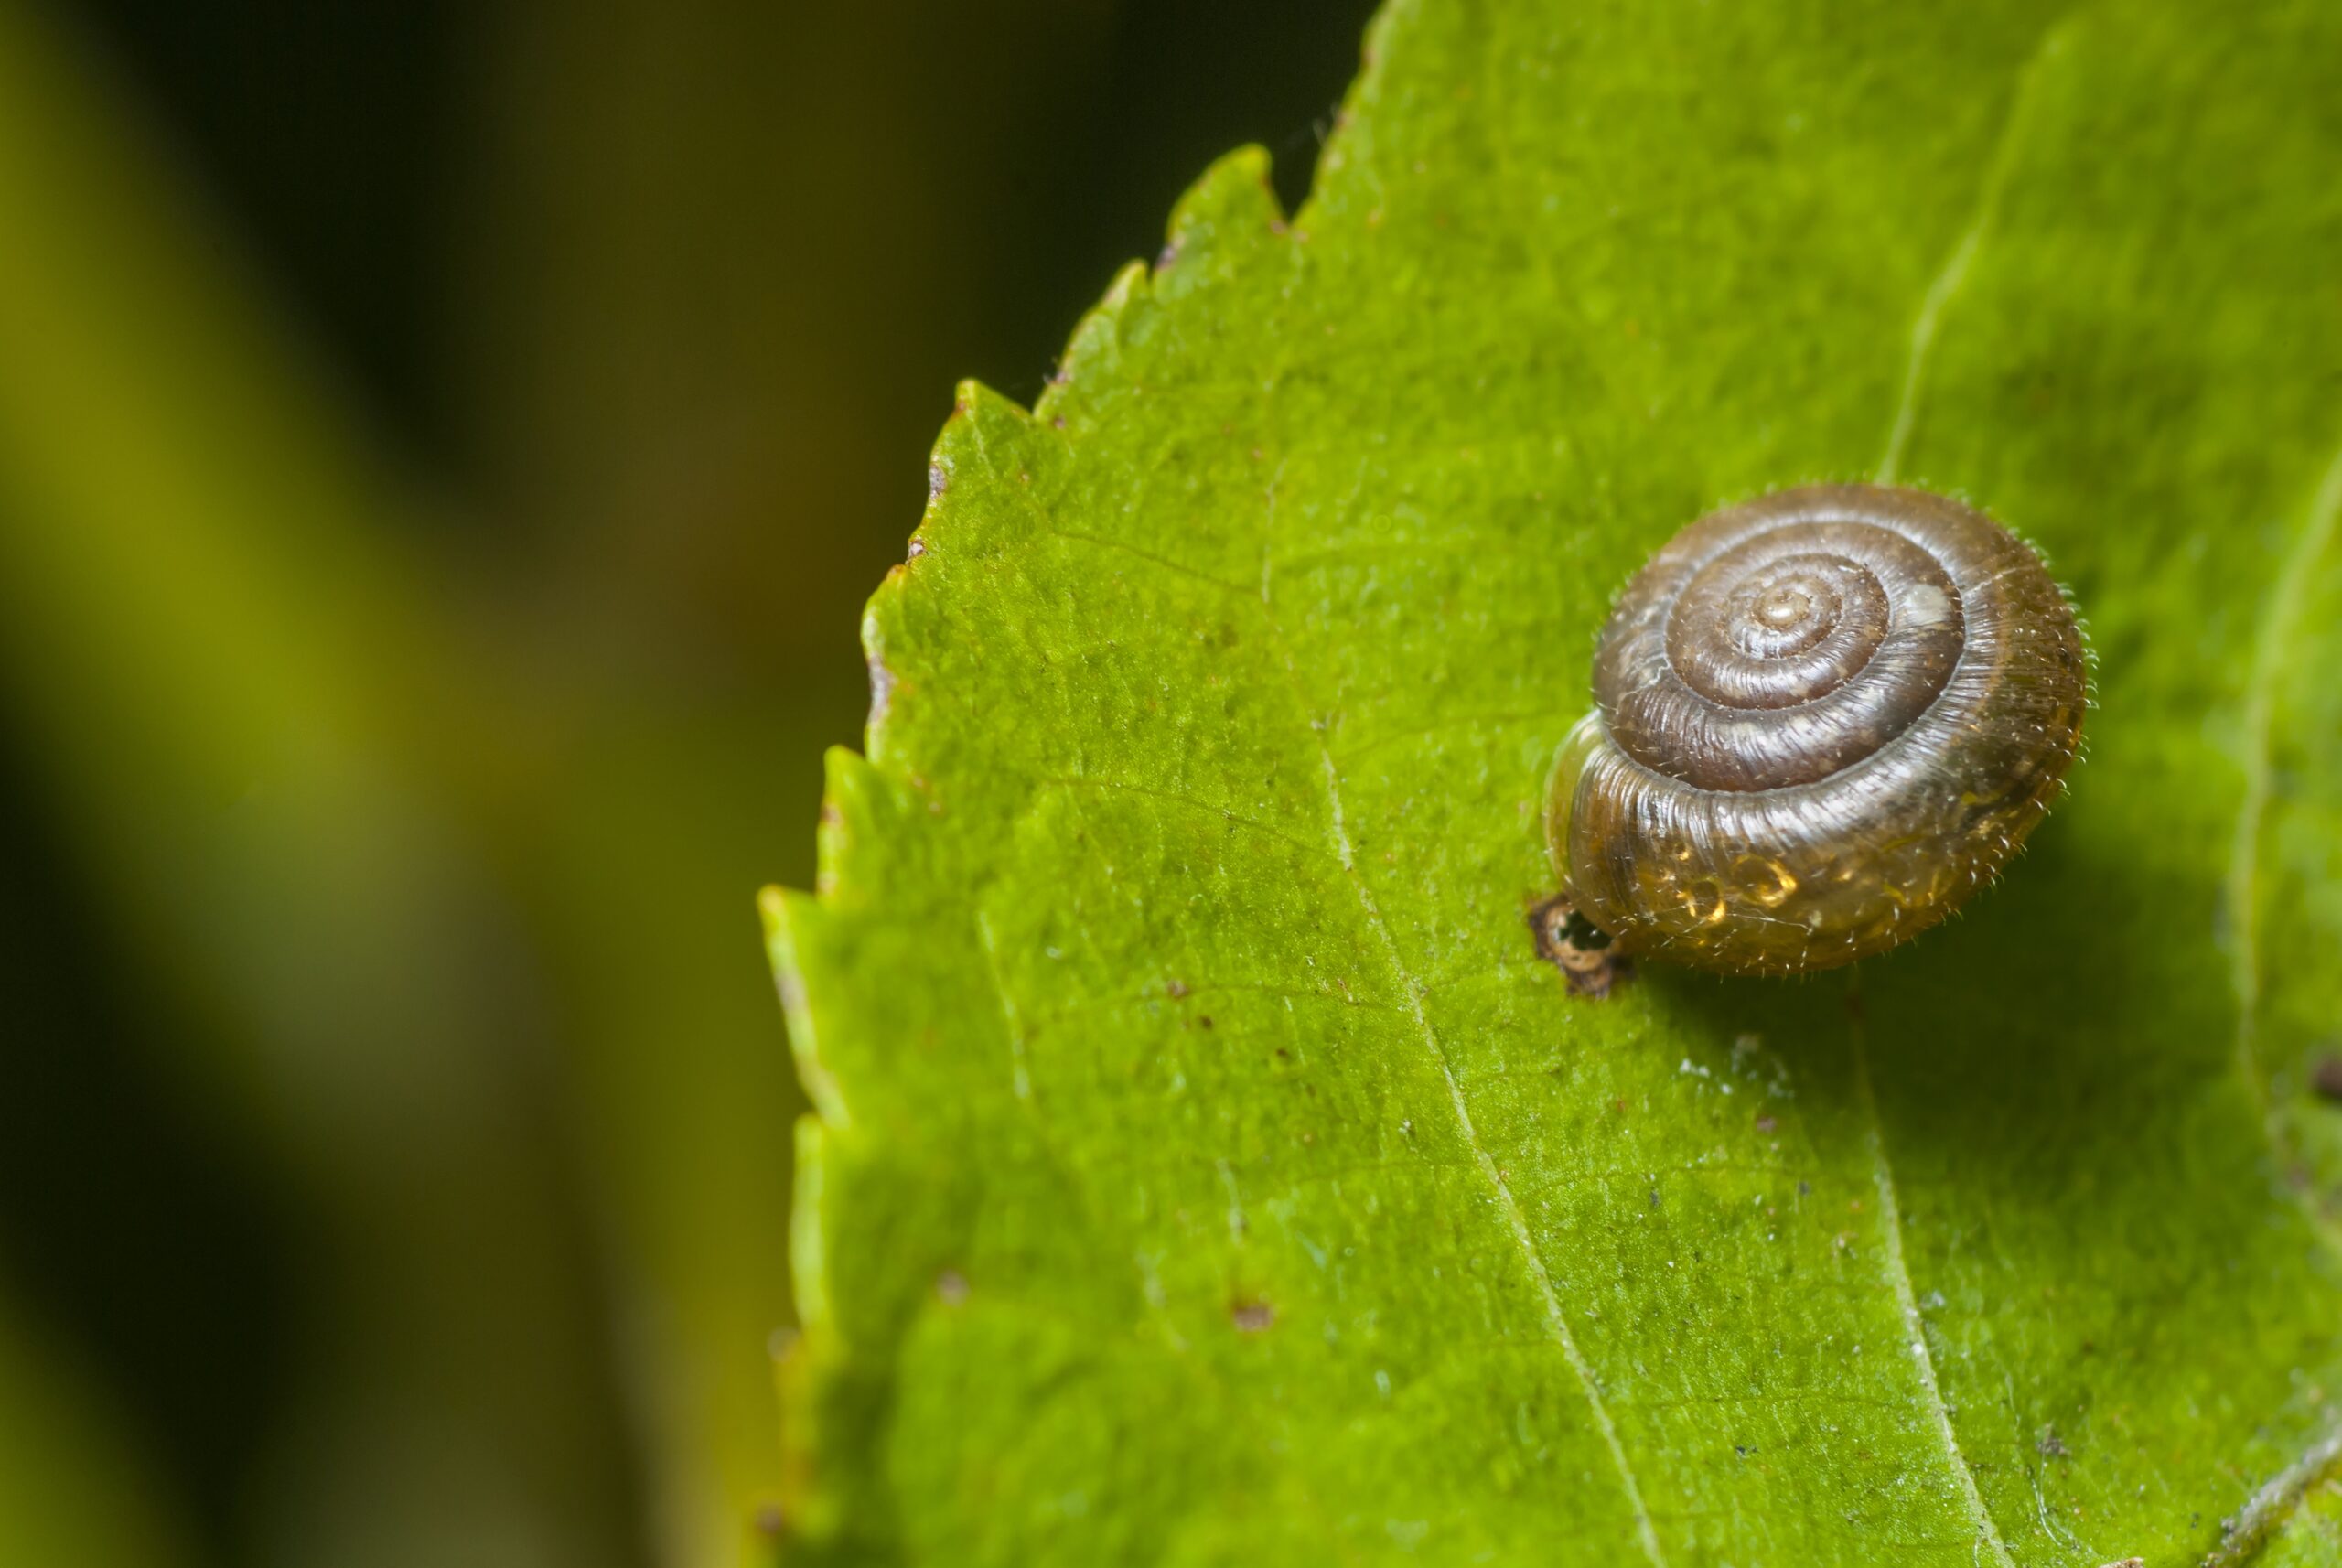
xmin=1548 ymin=484 xmax=2087 ymax=976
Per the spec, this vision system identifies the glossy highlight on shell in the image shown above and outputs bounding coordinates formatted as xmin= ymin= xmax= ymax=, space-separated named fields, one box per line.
xmin=1547 ymin=484 xmax=2086 ymax=977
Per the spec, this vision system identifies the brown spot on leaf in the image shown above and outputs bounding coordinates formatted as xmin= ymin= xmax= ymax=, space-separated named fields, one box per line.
xmin=1755 ymin=1115 xmax=1778 ymax=1134
xmin=2313 ymin=1055 xmax=2342 ymax=1101
xmin=935 ymin=1269 xmax=969 ymax=1306
xmin=1230 ymin=1300 xmax=1274 ymax=1333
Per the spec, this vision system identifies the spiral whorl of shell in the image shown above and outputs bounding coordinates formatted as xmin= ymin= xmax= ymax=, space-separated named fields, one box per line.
xmin=1550 ymin=484 xmax=2086 ymax=976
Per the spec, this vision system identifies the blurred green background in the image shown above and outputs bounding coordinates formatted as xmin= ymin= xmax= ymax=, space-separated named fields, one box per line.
xmin=0 ymin=3 xmax=1372 ymax=1563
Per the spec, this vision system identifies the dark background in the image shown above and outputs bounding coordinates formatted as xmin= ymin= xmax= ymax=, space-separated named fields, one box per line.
xmin=0 ymin=2 xmax=1373 ymax=1564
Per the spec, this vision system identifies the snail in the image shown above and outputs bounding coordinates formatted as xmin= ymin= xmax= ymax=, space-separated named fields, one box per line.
xmin=1538 ymin=483 xmax=2086 ymax=986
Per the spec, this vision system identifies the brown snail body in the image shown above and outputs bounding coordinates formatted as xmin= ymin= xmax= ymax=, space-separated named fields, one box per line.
xmin=1548 ymin=484 xmax=2086 ymax=977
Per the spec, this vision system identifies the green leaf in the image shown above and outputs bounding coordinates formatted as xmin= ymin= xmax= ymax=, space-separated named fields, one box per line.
xmin=766 ymin=1 xmax=2342 ymax=1562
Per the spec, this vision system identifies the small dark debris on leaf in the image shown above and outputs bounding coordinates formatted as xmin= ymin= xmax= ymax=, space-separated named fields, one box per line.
xmin=1529 ymin=891 xmax=1629 ymax=998
xmin=1797 ymin=1180 xmax=1811 ymax=1197
xmin=1166 ymin=979 xmax=1189 ymax=999
xmin=935 ymin=1269 xmax=970 ymax=1306
xmin=2312 ymin=1054 xmax=2342 ymax=1101
xmin=1198 ymin=1015 xmax=1214 ymax=1030
xmin=1734 ymin=1444 xmax=1753 ymax=1458
xmin=2037 ymin=1428 xmax=2068 ymax=1458
xmin=1755 ymin=1114 xmax=1778 ymax=1134
xmin=928 ymin=463 xmax=948 ymax=498
xmin=1230 ymin=1300 xmax=1274 ymax=1333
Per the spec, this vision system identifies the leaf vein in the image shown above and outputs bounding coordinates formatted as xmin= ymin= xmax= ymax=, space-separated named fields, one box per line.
xmin=1851 ymin=1025 xmax=2019 ymax=1568
xmin=1038 ymin=527 xmax=1252 ymax=596
xmin=1876 ymin=16 xmax=2072 ymax=486
xmin=1259 ymin=460 xmax=1671 ymax=1567
xmin=1860 ymin=33 xmax=2079 ymax=1551
xmin=2200 ymin=1423 xmax=2342 ymax=1567
xmin=2226 ymin=433 xmax=2342 ymax=1196
xmin=1037 ymin=774 xmax=1336 ymax=865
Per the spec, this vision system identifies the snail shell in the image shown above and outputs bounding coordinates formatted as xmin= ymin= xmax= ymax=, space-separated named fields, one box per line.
xmin=1548 ymin=484 xmax=2086 ymax=976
